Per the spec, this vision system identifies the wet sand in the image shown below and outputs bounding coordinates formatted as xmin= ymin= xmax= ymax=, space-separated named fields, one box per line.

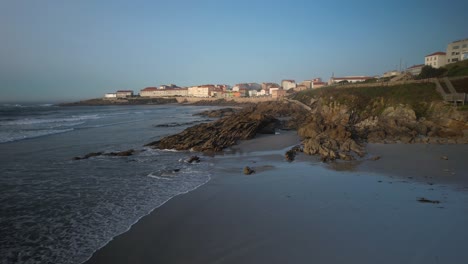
xmin=85 ymin=134 xmax=468 ymax=264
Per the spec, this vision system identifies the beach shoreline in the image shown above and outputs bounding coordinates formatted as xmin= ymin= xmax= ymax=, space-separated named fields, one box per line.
xmin=84 ymin=132 xmax=468 ymax=264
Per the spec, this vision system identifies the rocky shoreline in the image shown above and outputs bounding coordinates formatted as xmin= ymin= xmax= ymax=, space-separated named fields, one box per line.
xmin=147 ymin=97 xmax=468 ymax=161
xmin=75 ymin=90 xmax=468 ymax=162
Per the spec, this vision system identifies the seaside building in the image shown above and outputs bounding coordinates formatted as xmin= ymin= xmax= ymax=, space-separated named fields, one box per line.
xmin=159 ymin=84 xmax=180 ymax=90
xmin=104 ymin=93 xmax=117 ymax=99
xmin=446 ymin=38 xmax=468 ymax=64
xmin=300 ymin=80 xmax=313 ymax=89
xmin=188 ymin=85 xmax=215 ymax=97
xmin=281 ymin=80 xmax=296 ymax=90
xmin=271 ymin=89 xmax=286 ymax=99
xmin=425 ymin=52 xmax=447 ymax=68
xmin=311 ymin=78 xmax=326 ymax=89
xmin=405 ymin=64 xmax=424 ymax=76
xmin=259 ymin=89 xmax=268 ymax=96
xmin=248 ymin=90 xmax=258 ymax=97
xmin=140 ymin=87 xmax=188 ymax=97
xmin=382 ymin=70 xmax=401 ymax=78
xmin=294 ymin=84 xmax=308 ymax=92
xmin=261 ymin=82 xmax=280 ymax=91
xmin=328 ymin=76 xmax=372 ymax=85
xmin=116 ymin=90 xmax=134 ymax=98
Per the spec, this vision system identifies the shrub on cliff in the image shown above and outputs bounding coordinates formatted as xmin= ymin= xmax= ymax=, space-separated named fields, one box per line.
xmin=417 ymin=65 xmax=446 ymax=79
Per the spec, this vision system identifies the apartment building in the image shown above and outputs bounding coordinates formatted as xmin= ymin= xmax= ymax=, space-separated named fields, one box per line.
xmin=446 ymin=38 xmax=468 ymax=64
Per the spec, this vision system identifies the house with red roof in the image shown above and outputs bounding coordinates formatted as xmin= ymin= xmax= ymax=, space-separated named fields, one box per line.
xmin=425 ymin=51 xmax=446 ymax=68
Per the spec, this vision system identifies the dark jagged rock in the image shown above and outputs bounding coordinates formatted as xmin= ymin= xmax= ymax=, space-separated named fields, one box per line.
xmin=243 ymin=166 xmax=255 ymax=175
xmin=285 ymin=149 xmax=296 ymax=162
xmin=285 ymin=145 xmax=302 ymax=162
xmin=73 ymin=152 xmax=103 ymax=160
xmin=74 ymin=149 xmax=135 ymax=160
xmin=146 ymin=102 xmax=309 ymax=152
xmin=194 ymin=108 xmax=238 ymax=118
xmin=154 ymin=120 xmax=211 ymax=128
xmin=104 ymin=149 xmax=135 ymax=157
xmin=417 ymin=198 xmax=441 ymax=204
xmin=186 ymin=156 xmax=200 ymax=163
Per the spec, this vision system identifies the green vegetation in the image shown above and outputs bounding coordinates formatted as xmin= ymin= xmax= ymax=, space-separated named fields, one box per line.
xmin=457 ymin=105 xmax=468 ymax=111
xmin=444 ymin=59 xmax=468 ymax=77
xmin=417 ymin=65 xmax=447 ymax=79
xmin=291 ymin=83 xmax=442 ymax=119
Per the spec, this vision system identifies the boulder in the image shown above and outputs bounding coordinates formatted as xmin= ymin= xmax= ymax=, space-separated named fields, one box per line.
xmin=186 ymin=156 xmax=200 ymax=163
xmin=243 ymin=166 xmax=255 ymax=175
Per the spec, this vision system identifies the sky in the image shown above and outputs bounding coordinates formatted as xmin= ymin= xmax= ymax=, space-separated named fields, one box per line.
xmin=0 ymin=0 xmax=467 ymax=102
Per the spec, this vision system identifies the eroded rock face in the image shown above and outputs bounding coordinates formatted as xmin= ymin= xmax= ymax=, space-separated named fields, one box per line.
xmin=354 ymin=104 xmax=468 ymax=144
xmin=298 ymin=103 xmax=364 ymax=161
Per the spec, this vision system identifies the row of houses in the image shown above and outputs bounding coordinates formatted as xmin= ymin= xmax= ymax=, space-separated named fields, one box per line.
xmin=425 ymin=38 xmax=468 ymax=68
xmin=103 ymin=77 xmax=331 ymax=99
xmin=400 ymin=38 xmax=468 ymax=76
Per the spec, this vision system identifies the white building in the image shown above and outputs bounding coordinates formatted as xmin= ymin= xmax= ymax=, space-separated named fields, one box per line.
xmin=269 ymin=87 xmax=280 ymax=95
xmin=446 ymin=38 xmax=468 ymax=64
xmin=425 ymin=52 xmax=446 ymax=68
xmin=188 ymin=85 xmax=215 ymax=97
xmin=328 ymin=76 xmax=372 ymax=85
xmin=382 ymin=70 xmax=401 ymax=78
xmin=104 ymin=93 xmax=117 ymax=99
xmin=248 ymin=90 xmax=258 ymax=97
xmin=140 ymin=87 xmax=188 ymax=97
xmin=116 ymin=90 xmax=134 ymax=98
xmin=406 ymin=64 xmax=424 ymax=76
xmin=281 ymin=80 xmax=296 ymax=90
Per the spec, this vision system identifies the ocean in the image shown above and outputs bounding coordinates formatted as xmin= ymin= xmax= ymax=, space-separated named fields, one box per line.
xmin=0 ymin=103 xmax=217 ymax=264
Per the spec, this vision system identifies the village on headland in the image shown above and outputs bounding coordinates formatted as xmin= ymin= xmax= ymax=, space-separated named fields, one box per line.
xmin=102 ymin=38 xmax=468 ymax=102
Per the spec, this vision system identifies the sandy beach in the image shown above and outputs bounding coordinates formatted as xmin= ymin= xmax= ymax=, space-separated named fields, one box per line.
xmin=85 ymin=132 xmax=468 ymax=264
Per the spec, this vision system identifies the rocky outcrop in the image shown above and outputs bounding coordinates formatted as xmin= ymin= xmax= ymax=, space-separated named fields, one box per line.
xmin=73 ymin=149 xmax=135 ymax=160
xmin=146 ymin=112 xmax=279 ymax=152
xmin=298 ymin=103 xmax=364 ymax=161
xmin=146 ymin=101 xmax=309 ymax=152
xmin=355 ymin=104 xmax=468 ymax=144
xmin=194 ymin=108 xmax=238 ymax=118
xmin=243 ymin=166 xmax=255 ymax=175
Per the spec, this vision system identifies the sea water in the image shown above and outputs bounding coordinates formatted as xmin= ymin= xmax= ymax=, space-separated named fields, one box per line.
xmin=0 ymin=103 xmax=216 ymax=264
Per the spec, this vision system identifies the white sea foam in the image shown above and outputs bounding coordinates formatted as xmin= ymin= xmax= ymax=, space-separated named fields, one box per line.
xmin=2 ymin=115 xmax=100 ymax=126
xmin=0 ymin=128 xmax=74 ymax=143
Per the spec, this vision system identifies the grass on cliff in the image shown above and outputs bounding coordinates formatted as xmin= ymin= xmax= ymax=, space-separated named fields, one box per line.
xmin=444 ymin=59 xmax=468 ymax=77
xmin=292 ymin=83 xmax=442 ymax=119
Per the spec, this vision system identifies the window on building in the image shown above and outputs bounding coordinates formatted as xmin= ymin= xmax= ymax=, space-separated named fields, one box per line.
xmin=453 ymin=58 xmax=459 ymax=62
xmin=463 ymin=44 xmax=467 ymax=48
xmin=453 ymin=46 xmax=459 ymax=49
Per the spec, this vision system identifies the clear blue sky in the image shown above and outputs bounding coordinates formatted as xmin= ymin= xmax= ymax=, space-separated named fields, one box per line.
xmin=1 ymin=0 xmax=467 ymax=102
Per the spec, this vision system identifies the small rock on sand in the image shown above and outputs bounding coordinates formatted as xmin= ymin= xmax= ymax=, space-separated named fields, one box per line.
xmin=243 ymin=166 xmax=255 ymax=175
xmin=417 ymin=197 xmax=440 ymax=204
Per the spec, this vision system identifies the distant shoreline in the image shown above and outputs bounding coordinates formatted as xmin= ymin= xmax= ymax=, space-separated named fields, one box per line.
xmin=58 ymin=96 xmax=280 ymax=107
